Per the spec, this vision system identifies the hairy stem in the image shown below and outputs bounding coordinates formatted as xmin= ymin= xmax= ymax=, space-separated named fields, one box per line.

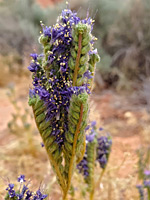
xmin=148 ymin=188 xmax=150 ymax=200
xmin=64 ymin=104 xmax=84 ymax=199
xmin=32 ymin=106 xmax=66 ymax=193
xmin=90 ymin=190 xmax=94 ymax=200
xmin=96 ymin=168 xmax=105 ymax=189
xmin=89 ymin=143 xmax=96 ymax=200
xmin=73 ymin=33 xmax=82 ymax=86
xmin=89 ymin=64 xmax=96 ymax=91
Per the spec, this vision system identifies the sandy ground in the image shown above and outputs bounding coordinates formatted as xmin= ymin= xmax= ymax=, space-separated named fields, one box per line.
xmin=0 ymin=78 xmax=149 ymax=199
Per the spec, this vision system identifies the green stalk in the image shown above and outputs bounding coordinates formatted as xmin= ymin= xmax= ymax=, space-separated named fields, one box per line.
xmin=63 ymin=104 xmax=84 ymax=199
xmin=32 ymin=106 xmax=66 ymax=194
xmin=89 ymin=146 xmax=96 ymax=200
xmin=73 ymin=33 xmax=82 ymax=86
xmin=96 ymin=168 xmax=105 ymax=189
xmin=148 ymin=188 xmax=150 ymax=200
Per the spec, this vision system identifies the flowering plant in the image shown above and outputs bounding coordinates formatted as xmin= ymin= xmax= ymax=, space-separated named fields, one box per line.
xmin=5 ymin=175 xmax=47 ymax=200
xmin=77 ymin=121 xmax=112 ymax=200
xmin=28 ymin=6 xmax=100 ymax=199
xmin=137 ymin=147 xmax=150 ymax=200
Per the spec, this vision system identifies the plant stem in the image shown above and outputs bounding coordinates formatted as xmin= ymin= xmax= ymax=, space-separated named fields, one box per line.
xmin=96 ymin=168 xmax=106 ymax=189
xmin=89 ymin=142 xmax=96 ymax=200
xmin=148 ymin=188 xmax=150 ymax=200
xmin=89 ymin=64 xmax=95 ymax=91
xmin=90 ymin=190 xmax=94 ymax=200
xmin=63 ymin=104 xmax=84 ymax=199
xmin=73 ymin=33 xmax=82 ymax=86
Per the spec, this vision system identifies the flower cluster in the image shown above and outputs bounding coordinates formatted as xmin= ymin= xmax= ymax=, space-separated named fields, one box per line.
xmin=28 ymin=8 xmax=99 ymax=147
xmin=97 ymin=134 xmax=112 ymax=169
xmin=5 ymin=175 xmax=47 ymax=200
xmin=77 ymin=121 xmax=112 ymax=178
xmin=136 ymin=185 xmax=144 ymax=200
xmin=136 ymin=170 xmax=150 ymax=200
xmin=28 ymin=6 xmax=99 ymax=198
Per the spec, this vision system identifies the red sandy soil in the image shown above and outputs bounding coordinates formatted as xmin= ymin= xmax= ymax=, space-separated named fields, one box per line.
xmin=36 ymin=0 xmax=62 ymax=7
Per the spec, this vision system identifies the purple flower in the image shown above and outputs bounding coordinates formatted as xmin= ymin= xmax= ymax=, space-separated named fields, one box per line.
xmin=85 ymin=125 xmax=90 ymax=131
xmin=91 ymin=121 xmax=96 ymax=127
xmin=84 ymin=70 xmax=93 ymax=79
xmin=32 ymin=189 xmax=48 ymax=200
xmin=5 ymin=176 xmax=47 ymax=200
xmin=144 ymin=170 xmax=150 ymax=177
xmin=144 ymin=180 xmax=150 ymax=188
xmin=43 ymin=26 xmax=51 ymax=37
xmin=41 ymin=142 xmax=44 ymax=147
xmin=61 ymin=9 xmax=80 ymax=25
xmin=28 ymin=53 xmax=40 ymax=72
xmin=6 ymin=183 xmax=16 ymax=198
xmin=18 ymin=175 xmax=26 ymax=183
xmin=16 ymin=193 xmax=24 ymax=200
xmin=96 ymin=136 xmax=112 ymax=169
xmin=86 ymin=133 xmax=96 ymax=142
xmin=29 ymin=89 xmax=36 ymax=98
xmin=40 ymin=89 xmax=50 ymax=99
xmin=77 ymin=156 xmax=89 ymax=178
xmin=89 ymin=49 xmax=98 ymax=55
xmin=136 ymin=185 xmax=144 ymax=200
xmin=25 ymin=190 xmax=32 ymax=199
xmin=30 ymin=53 xmax=38 ymax=60
xmin=22 ymin=185 xmax=28 ymax=195
xmin=28 ymin=62 xmax=39 ymax=72
xmin=6 ymin=183 xmax=14 ymax=190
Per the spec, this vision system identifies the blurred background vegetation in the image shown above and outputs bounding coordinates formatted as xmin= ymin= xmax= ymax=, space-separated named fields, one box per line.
xmin=0 ymin=0 xmax=150 ymax=91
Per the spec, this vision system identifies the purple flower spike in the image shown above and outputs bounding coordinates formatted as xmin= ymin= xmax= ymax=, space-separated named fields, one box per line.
xmin=144 ymin=180 xmax=150 ymax=188
xmin=96 ymin=136 xmax=112 ymax=169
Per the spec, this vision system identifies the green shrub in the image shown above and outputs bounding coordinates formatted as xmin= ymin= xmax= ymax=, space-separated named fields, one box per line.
xmin=0 ymin=0 xmax=64 ymax=55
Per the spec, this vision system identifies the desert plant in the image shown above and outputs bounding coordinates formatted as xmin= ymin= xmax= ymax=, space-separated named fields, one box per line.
xmin=103 ymin=0 xmax=150 ymax=81
xmin=5 ymin=175 xmax=47 ymax=200
xmin=0 ymin=0 xmax=64 ymax=56
xmin=28 ymin=6 xmax=99 ymax=200
xmin=136 ymin=147 xmax=150 ymax=199
xmin=77 ymin=121 xmax=112 ymax=200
